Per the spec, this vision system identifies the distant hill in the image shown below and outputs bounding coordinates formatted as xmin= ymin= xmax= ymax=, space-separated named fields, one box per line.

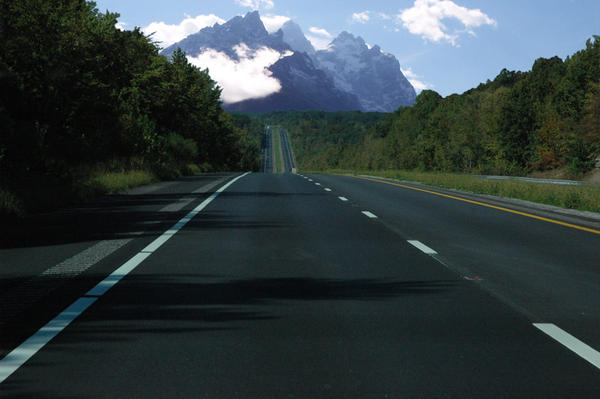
xmin=163 ymin=11 xmax=416 ymax=112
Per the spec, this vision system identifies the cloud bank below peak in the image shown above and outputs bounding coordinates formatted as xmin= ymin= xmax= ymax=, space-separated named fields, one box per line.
xmin=187 ymin=44 xmax=293 ymax=104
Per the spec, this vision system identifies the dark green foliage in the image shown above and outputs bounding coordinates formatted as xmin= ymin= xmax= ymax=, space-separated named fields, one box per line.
xmin=0 ymin=0 xmax=259 ymax=214
xmin=254 ymin=111 xmax=385 ymax=170
xmin=249 ymin=37 xmax=599 ymax=177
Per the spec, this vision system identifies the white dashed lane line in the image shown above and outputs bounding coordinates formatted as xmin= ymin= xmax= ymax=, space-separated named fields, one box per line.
xmin=407 ymin=240 xmax=438 ymax=255
xmin=533 ymin=324 xmax=600 ymax=370
xmin=315 ymin=179 xmax=600 ymax=373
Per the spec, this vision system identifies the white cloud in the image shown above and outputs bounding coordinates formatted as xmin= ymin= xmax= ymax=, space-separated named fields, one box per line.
xmin=142 ymin=14 xmax=225 ymax=48
xmin=401 ymin=67 xmax=431 ymax=93
xmin=261 ymin=14 xmax=290 ymax=33
xmin=378 ymin=13 xmax=392 ymax=20
xmin=187 ymin=44 xmax=293 ymax=103
xmin=115 ymin=21 xmax=127 ymax=30
xmin=236 ymin=0 xmax=274 ymax=10
xmin=308 ymin=27 xmax=332 ymax=38
xmin=306 ymin=35 xmax=331 ymax=51
xmin=399 ymin=0 xmax=496 ymax=46
xmin=352 ymin=11 xmax=371 ymax=23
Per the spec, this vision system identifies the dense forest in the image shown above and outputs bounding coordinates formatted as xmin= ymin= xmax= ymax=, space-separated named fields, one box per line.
xmin=0 ymin=0 xmax=261 ymax=215
xmin=1 ymin=1 xmax=598 ymax=217
xmin=258 ymin=36 xmax=600 ymax=177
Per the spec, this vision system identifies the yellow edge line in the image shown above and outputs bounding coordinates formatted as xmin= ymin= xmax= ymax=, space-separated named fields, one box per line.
xmin=353 ymin=175 xmax=600 ymax=236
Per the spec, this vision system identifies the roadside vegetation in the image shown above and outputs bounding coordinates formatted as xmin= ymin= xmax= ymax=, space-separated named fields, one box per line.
xmin=315 ymin=170 xmax=600 ymax=213
xmin=272 ymin=129 xmax=283 ymax=173
xmin=259 ymin=37 xmax=599 ymax=179
xmin=254 ymin=37 xmax=600 ymax=212
xmin=0 ymin=0 xmax=261 ymax=218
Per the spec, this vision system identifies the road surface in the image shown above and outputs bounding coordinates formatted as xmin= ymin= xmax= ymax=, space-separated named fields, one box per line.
xmin=263 ymin=126 xmax=296 ymax=173
xmin=262 ymin=127 xmax=272 ymax=173
xmin=1 ymin=172 xmax=599 ymax=398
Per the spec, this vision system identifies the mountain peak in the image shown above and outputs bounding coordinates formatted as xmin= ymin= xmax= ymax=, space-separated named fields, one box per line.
xmin=244 ymin=10 xmax=262 ymax=23
xmin=331 ymin=31 xmax=367 ymax=52
xmin=279 ymin=20 xmax=315 ymax=55
xmin=223 ymin=10 xmax=268 ymax=38
xmin=163 ymin=13 xmax=416 ymax=111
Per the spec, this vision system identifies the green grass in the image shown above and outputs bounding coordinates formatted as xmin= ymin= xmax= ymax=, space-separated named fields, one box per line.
xmin=0 ymin=188 xmax=26 ymax=218
xmin=273 ymin=130 xmax=283 ymax=173
xmin=84 ymin=170 xmax=157 ymax=195
xmin=0 ymin=169 xmax=158 ymax=220
xmin=316 ymin=169 xmax=600 ymax=214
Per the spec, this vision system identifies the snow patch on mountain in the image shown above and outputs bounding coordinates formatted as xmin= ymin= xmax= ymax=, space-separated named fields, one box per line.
xmin=315 ymin=31 xmax=416 ymax=111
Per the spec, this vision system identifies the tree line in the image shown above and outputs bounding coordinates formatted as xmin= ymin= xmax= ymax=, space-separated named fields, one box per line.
xmin=0 ymin=0 xmax=260 ymax=213
xmin=258 ymin=36 xmax=600 ymax=177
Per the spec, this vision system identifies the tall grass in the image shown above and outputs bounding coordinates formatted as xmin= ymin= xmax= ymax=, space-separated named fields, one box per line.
xmin=0 ymin=169 xmax=158 ymax=219
xmin=0 ymin=188 xmax=26 ymax=218
xmin=321 ymin=169 xmax=600 ymax=213
xmin=83 ymin=170 xmax=157 ymax=196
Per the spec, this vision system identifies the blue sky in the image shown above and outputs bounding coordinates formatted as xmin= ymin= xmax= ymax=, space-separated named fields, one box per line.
xmin=95 ymin=0 xmax=599 ymax=97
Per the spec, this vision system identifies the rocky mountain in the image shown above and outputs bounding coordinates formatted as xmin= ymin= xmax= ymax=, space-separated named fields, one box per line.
xmin=315 ymin=32 xmax=416 ymax=111
xmin=162 ymin=11 xmax=286 ymax=59
xmin=162 ymin=11 xmax=415 ymax=112
xmin=279 ymin=20 xmax=315 ymax=57
xmin=226 ymin=52 xmax=362 ymax=112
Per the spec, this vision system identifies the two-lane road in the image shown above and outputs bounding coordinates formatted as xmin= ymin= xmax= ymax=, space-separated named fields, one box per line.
xmin=1 ymin=172 xmax=599 ymax=397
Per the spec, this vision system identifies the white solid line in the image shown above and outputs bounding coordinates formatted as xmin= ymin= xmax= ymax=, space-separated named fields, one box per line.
xmin=192 ymin=177 xmax=226 ymax=194
xmin=0 ymin=172 xmax=251 ymax=385
xmin=407 ymin=240 xmax=438 ymax=255
xmin=533 ymin=323 xmax=600 ymax=370
xmin=362 ymin=211 xmax=378 ymax=219
xmin=86 ymin=252 xmax=152 ymax=296
xmin=324 ymin=188 xmax=332 ymax=192
xmin=141 ymin=173 xmax=249 ymax=254
xmin=338 ymin=196 xmax=348 ymax=202
xmin=0 ymin=297 xmax=97 ymax=383
xmin=160 ymin=178 xmax=226 ymax=213
xmin=159 ymin=197 xmax=195 ymax=213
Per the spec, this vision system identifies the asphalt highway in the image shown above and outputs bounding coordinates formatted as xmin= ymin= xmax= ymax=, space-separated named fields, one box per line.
xmin=280 ymin=130 xmax=296 ymax=172
xmin=262 ymin=127 xmax=272 ymax=173
xmin=1 ymin=172 xmax=599 ymax=398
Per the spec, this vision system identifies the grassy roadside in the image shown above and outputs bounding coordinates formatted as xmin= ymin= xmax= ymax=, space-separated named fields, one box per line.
xmin=273 ymin=129 xmax=283 ymax=173
xmin=82 ymin=170 xmax=157 ymax=196
xmin=314 ymin=169 xmax=600 ymax=214
xmin=0 ymin=169 xmax=158 ymax=220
